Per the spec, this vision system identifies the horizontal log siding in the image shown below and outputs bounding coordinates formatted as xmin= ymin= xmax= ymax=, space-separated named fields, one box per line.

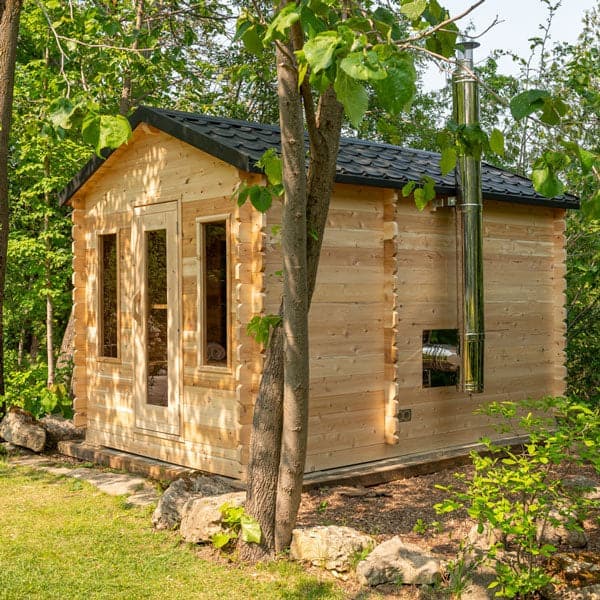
xmin=72 ymin=126 xmax=248 ymax=478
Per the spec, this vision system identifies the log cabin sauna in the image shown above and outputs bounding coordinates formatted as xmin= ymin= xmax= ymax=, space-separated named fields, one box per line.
xmin=59 ymin=106 xmax=576 ymax=482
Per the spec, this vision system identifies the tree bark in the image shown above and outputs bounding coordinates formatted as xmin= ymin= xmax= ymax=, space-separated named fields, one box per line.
xmin=0 ymin=0 xmax=23 ymax=415
xmin=242 ymin=83 xmax=343 ymax=560
xmin=241 ymin=318 xmax=284 ymax=559
xmin=44 ymin=156 xmax=55 ymax=386
xmin=273 ymin=35 xmax=309 ymax=552
xmin=119 ymin=0 xmax=144 ymax=115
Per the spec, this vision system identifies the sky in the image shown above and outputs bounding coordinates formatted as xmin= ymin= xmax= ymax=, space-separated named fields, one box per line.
xmin=423 ymin=0 xmax=597 ymax=89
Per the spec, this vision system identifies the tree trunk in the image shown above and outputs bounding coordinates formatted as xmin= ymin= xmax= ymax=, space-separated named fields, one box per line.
xmin=119 ymin=0 xmax=144 ymax=115
xmin=0 ymin=0 xmax=23 ymax=416
xmin=44 ymin=157 xmax=55 ymax=386
xmin=17 ymin=327 xmax=25 ymax=366
xmin=273 ymin=35 xmax=309 ymax=552
xmin=241 ymin=84 xmax=344 ymax=559
xmin=240 ymin=319 xmax=284 ymax=559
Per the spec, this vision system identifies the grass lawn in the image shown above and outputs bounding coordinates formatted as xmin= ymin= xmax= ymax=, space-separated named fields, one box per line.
xmin=0 ymin=460 xmax=345 ymax=600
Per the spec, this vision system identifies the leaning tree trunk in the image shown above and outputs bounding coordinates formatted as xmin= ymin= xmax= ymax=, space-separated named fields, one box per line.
xmin=273 ymin=35 xmax=309 ymax=553
xmin=0 ymin=0 xmax=23 ymax=414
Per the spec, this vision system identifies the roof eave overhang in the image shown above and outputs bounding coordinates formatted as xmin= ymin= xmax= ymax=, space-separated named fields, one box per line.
xmin=333 ymin=173 xmax=579 ymax=210
xmin=59 ymin=106 xmax=259 ymax=205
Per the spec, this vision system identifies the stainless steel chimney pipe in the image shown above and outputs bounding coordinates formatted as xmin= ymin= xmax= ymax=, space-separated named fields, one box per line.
xmin=453 ymin=41 xmax=485 ymax=393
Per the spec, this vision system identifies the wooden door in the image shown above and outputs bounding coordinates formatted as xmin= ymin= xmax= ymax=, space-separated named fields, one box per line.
xmin=132 ymin=202 xmax=181 ymax=436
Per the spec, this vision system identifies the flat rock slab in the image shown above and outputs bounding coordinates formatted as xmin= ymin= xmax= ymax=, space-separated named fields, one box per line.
xmin=67 ymin=469 xmax=152 ymax=497
xmin=8 ymin=455 xmax=158 ymax=506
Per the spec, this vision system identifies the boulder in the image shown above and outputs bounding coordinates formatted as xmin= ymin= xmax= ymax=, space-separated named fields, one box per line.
xmin=356 ymin=536 xmax=445 ymax=587
xmin=290 ymin=526 xmax=374 ymax=572
xmin=562 ymin=476 xmax=600 ymax=502
xmin=39 ymin=414 xmax=84 ymax=449
xmin=179 ymin=491 xmax=245 ymax=543
xmin=0 ymin=408 xmax=46 ymax=452
xmin=537 ymin=509 xmax=588 ymax=549
xmin=152 ymin=475 xmax=234 ymax=531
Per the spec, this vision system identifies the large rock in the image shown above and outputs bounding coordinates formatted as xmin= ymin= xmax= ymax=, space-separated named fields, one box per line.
xmin=562 ymin=476 xmax=600 ymax=501
xmin=356 ymin=537 xmax=445 ymax=587
xmin=152 ymin=475 xmax=234 ymax=531
xmin=544 ymin=553 xmax=600 ymax=600
xmin=39 ymin=414 xmax=84 ymax=449
xmin=0 ymin=408 xmax=46 ymax=452
xmin=179 ymin=491 xmax=245 ymax=543
xmin=290 ymin=526 xmax=374 ymax=572
xmin=537 ymin=508 xmax=588 ymax=549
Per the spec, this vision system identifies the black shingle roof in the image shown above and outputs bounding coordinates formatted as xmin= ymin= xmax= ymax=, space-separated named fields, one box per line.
xmin=59 ymin=106 xmax=579 ymax=209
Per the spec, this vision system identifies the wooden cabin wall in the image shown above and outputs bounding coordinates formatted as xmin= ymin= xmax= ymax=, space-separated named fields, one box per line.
xmin=386 ymin=199 xmax=566 ymax=457
xmin=71 ymin=126 xmax=261 ymax=478
xmin=262 ymin=190 xmax=566 ymax=473
xmin=261 ymin=184 xmax=389 ymax=473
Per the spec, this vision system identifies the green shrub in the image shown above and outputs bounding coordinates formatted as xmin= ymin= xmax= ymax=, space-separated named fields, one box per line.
xmin=435 ymin=397 xmax=600 ymax=599
xmin=1 ymin=361 xmax=73 ymax=420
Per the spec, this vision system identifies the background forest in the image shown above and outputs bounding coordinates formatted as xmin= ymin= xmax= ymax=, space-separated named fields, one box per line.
xmin=3 ymin=0 xmax=599 ymax=415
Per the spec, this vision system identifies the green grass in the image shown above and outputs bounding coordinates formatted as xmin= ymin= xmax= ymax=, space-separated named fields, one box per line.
xmin=0 ymin=461 xmax=344 ymax=600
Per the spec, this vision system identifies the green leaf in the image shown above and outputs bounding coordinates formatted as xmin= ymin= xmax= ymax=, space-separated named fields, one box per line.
xmin=401 ymin=0 xmax=427 ymax=20
xmin=82 ymin=114 xmax=132 ymax=156
xmin=489 ymin=129 xmax=505 ymax=156
xmin=531 ymin=165 xmax=564 ymax=198
xmin=303 ymin=31 xmax=341 ymax=73
xmin=48 ymin=98 xmax=76 ymax=130
xmin=440 ymin=147 xmax=457 ymax=176
xmin=402 ymin=181 xmax=416 ymax=197
xmin=236 ymin=183 xmax=251 ymax=207
xmin=339 ymin=52 xmax=386 ymax=81
xmin=240 ymin=516 xmax=262 ymax=544
xmin=372 ymin=53 xmax=416 ymax=115
xmin=249 ymin=186 xmax=273 ymax=212
xmin=246 ymin=314 xmax=282 ymax=345
xmin=256 ymin=149 xmax=282 ymax=186
xmin=414 ymin=188 xmax=427 ymax=211
xmin=578 ymin=148 xmax=597 ymax=174
xmin=264 ymin=4 xmax=301 ymax=44
xmin=211 ymin=532 xmax=234 ymax=549
xmin=241 ymin=24 xmax=264 ymax=54
xmin=299 ymin=5 xmax=326 ymax=37
xmin=509 ymin=89 xmax=550 ymax=121
xmin=334 ymin=70 xmax=368 ymax=128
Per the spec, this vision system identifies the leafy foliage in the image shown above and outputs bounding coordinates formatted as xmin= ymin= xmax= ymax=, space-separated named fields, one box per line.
xmin=2 ymin=352 xmax=73 ymax=419
xmin=211 ymin=502 xmax=262 ymax=550
xmin=246 ymin=315 xmax=283 ymax=346
xmin=435 ymin=397 xmax=600 ymax=598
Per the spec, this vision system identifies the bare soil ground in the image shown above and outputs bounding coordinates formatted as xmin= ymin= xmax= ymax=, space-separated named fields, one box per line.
xmin=295 ymin=463 xmax=600 ymax=599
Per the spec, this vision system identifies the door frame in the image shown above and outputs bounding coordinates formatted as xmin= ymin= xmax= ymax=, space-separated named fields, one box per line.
xmin=132 ymin=201 xmax=181 ymax=436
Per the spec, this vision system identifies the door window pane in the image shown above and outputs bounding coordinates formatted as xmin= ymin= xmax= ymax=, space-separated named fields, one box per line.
xmin=99 ymin=233 xmax=118 ymax=358
xmin=146 ymin=229 xmax=168 ymax=406
xmin=203 ymin=222 xmax=228 ymax=366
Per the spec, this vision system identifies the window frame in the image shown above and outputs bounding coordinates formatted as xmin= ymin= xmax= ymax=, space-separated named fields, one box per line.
xmin=196 ymin=215 xmax=231 ymax=372
xmin=97 ymin=230 xmax=120 ymax=361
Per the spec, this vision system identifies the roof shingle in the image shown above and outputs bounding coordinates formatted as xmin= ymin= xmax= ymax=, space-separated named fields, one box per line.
xmin=59 ymin=106 xmax=579 ymax=209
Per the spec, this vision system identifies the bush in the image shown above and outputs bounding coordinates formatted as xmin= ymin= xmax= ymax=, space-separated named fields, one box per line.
xmin=1 ymin=360 xmax=73 ymax=420
xmin=435 ymin=397 xmax=600 ymax=599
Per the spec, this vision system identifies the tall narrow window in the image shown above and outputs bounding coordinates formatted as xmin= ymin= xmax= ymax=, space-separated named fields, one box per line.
xmin=201 ymin=221 xmax=228 ymax=366
xmin=146 ymin=229 xmax=168 ymax=406
xmin=99 ymin=233 xmax=118 ymax=358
